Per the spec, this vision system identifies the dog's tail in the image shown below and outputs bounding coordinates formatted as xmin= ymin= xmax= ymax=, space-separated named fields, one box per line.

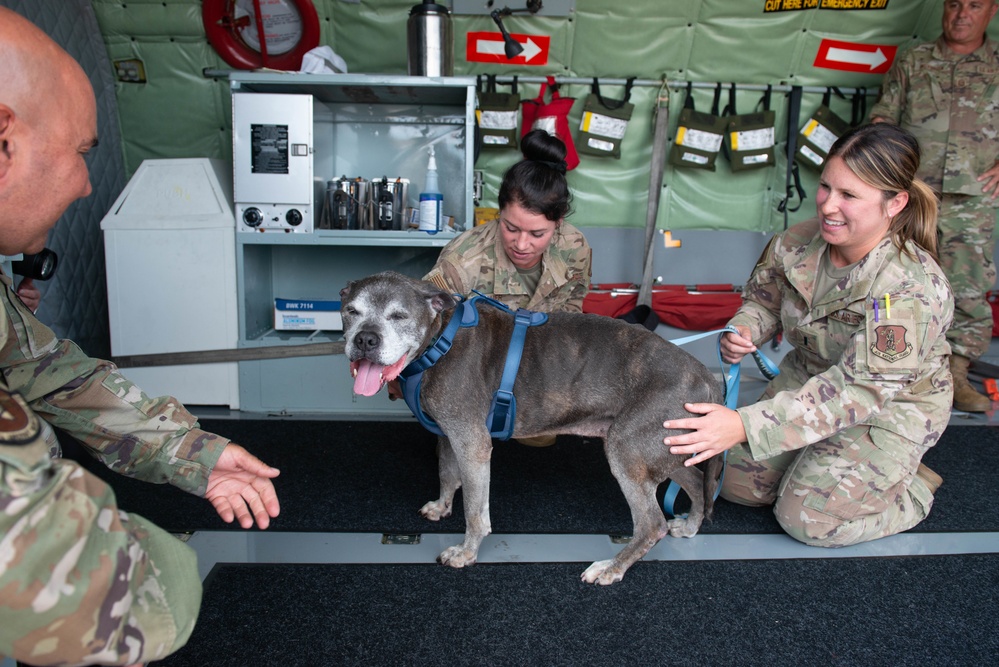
xmin=703 ymin=452 xmax=725 ymax=521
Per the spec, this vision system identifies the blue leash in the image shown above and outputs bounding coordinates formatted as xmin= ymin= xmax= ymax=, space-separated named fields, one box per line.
xmin=662 ymin=326 xmax=780 ymax=517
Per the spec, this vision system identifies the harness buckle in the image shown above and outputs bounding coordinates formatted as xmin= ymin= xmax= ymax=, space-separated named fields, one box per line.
xmin=487 ymin=389 xmax=516 ymax=435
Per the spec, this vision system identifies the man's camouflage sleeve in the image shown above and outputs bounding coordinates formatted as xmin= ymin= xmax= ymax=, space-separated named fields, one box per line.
xmin=0 ymin=390 xmax=201 ymax=665
xmin=870 ymin=38 xmax=999 ymax=196
xmin=1 ymin=274 xmax=227 ymax=497
xmin=868 ymin=49 xmax=908 ymax=125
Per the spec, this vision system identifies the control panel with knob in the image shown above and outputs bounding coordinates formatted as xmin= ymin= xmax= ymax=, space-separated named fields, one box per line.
xmin=236 ymin=203 xmax=313 ymax=233
xmin=243 ymin=207 xmax=263 ymax=227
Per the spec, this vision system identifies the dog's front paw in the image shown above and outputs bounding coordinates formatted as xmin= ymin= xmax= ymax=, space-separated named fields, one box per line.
xmin=419 ymin=499 xmax=452 ymax=521
xmin=581 ymin=559 xmax=624 ymax=586
xmin=438 ymin=545 xmax=477 ymax=568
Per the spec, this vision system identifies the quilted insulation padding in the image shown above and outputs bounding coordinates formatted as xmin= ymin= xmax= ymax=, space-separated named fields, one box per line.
xmin=2 ymin=0 xmax=124 ymax=358
xmin=87 ymin=0 xmax=996 ymax=234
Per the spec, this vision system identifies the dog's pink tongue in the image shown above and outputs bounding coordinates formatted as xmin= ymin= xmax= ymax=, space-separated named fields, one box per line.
xmin=353 ymin=359 xmax=386 ymax=397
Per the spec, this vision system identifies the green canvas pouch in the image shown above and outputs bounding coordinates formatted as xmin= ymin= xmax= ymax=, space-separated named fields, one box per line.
xmin=477 ymin=75 xmax=520 ymax=150
xmin=724 ymin=84 xmax=776 ymax=172
xmin=796 ymin=88 xmax=851 ymax=171
xmin=577 ymin=77 xmax=635 ymax=160
xmin=669 ymin=82 xmax=726 ymax=171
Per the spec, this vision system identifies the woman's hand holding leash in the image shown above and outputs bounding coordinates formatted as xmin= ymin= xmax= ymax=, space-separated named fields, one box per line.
xmin=720 ymin=324 xmax=755 ymax=365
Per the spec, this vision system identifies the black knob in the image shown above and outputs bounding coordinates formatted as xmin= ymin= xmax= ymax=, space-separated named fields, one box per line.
xmin=286 ymin=209 xmax=303 ymax=226
xmin=243 ymin=207 xmax=263 ymax=227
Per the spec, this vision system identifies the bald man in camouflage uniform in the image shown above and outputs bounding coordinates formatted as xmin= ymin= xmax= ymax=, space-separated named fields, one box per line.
xmin=715 ymin=220 xmax=953 ymax=546
xmin=0 ymin=8 xmax=279 ymax=664
xmin=424 ymin=218 xmax=591 ymax=313
xmin=871 ymin=0 xmax=999 ymax=412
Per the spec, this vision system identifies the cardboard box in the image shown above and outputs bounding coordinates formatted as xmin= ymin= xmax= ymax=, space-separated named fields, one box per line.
xmin=274 ymin=298 xmax=343 ymax=331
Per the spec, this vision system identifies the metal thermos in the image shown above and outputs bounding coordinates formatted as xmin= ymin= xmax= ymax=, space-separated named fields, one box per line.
xmin=369 ymin=176 xmax=410 ymax=230
xmin=320 ymin=176 xmax=368 ymax=230
xmin=407 ymin=1 xmax=453 ymax=77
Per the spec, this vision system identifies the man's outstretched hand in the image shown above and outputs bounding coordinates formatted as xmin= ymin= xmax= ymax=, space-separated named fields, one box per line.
xmin=205 ymin=443 xmax=281 ymax=529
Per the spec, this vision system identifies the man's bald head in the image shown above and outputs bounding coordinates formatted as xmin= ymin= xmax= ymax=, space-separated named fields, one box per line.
xmin=0 ymin=7 xmax=98 ymax=256
xmin=0 ymin=7 xmax=90 ymax=131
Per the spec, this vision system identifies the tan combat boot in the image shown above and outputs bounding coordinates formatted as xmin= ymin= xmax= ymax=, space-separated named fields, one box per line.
xmin=950 ymin=354 xmax=992 ymax=413
xmin=916 ymin=463 xmax=943 ymax=494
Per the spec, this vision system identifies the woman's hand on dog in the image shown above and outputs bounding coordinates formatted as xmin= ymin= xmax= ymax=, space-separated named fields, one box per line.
xmin=662 ymin=403 xmax=746 ymax=466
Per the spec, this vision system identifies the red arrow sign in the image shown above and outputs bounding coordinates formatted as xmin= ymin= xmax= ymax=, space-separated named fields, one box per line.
xmin=466 ymin=31 xmax=550 ymax=66
xmin=814 ymin=39 xmax=897 ymax=74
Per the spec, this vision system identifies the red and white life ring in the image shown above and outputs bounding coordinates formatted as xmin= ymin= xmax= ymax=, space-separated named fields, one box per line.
xmin=203 ymin=0 xmax=321 ymax=71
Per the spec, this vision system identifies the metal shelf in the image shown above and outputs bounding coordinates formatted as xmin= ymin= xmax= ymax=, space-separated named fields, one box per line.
xmin=227 ymin=72 xmax=476 ymax=107
xmin=237 ymin=229 xmax=459 ymax=248
xmin=231 ymin=74 xmax=474 ymax=414
xmin=240 ymin=329 xmax=344 ymax=347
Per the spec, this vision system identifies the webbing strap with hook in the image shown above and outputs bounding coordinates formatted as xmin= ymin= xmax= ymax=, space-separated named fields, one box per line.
xmin=662 ymin=326 xmax=780 ymax=517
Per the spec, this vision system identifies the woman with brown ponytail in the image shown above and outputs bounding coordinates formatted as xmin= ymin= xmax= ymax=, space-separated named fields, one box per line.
xmin=661 ymin=123 xmax=954 ymax=548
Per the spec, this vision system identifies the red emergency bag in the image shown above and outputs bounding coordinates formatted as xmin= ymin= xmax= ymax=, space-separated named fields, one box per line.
xmin=583 ymin=283 xmax=743 ymax=331
xmin=521 ymin=76 xmax=580 ymax=170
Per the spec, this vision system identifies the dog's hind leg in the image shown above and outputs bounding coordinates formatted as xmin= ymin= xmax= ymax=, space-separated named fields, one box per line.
xmin=664 ymin=464 xmax=707 ymax=538
xmin=420 ymin=436 xmax=462 ymax=521
xmin=582 ymin=441 xmax=670 ymax=586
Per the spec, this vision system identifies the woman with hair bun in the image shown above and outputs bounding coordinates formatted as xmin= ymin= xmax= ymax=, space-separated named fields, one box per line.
xmin=661 ymin=122 xmax=954 ymax=547
xmin=423 ymin=129 xmax=591 ymax=313
xmin=417 ymin=129 xmax=591 ymax=446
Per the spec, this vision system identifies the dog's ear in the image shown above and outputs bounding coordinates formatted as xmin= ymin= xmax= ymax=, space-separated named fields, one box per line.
xmin=418 ymin=281 xmax=457 ymax=313
xmin=429 ymin=291 xmax=458 ymax=313
xmin=339 ymin=281 xmax=355 ymax=300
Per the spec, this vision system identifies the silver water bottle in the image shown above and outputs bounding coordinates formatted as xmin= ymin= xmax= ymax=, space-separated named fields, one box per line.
xmin=407 ymin=0 xmax=453 ymax=77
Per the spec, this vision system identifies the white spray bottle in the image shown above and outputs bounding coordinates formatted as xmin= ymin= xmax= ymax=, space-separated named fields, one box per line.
xmin=418 ymin=145 xmax=443 ymax=232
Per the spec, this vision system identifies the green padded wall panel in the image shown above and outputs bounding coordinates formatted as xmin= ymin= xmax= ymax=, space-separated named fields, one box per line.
xmin=90 ymin=0 xmax=995 ymax=233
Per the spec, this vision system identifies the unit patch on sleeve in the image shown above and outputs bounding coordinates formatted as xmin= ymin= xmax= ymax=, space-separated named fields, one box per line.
xmin=0 ymin=389 xmax=41 ymax=445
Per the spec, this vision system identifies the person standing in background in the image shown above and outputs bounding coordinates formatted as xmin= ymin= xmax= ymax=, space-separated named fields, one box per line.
xmin=871 ymin=0 xmax=999 ymax=412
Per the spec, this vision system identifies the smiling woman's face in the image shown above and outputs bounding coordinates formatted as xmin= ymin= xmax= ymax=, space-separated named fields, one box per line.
xmin=816 ymin=155 xmax=907 ymax=266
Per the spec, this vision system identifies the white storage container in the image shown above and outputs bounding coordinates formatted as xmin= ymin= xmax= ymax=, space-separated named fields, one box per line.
xmin=101 ymin=158 xmax=239 ymax=408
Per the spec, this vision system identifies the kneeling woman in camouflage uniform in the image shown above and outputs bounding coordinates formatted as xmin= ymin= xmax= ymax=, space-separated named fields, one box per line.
xmin=424 ymin=129 xmax=592 ymax=313
xmin=419 ymin=129 xmax=592 ymax=447
xmin=662 ymin=123 xmax=953 ymax=547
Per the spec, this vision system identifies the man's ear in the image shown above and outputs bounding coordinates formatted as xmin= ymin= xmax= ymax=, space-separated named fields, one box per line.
xmin=0 ymin=105 xmax=15 ymax=181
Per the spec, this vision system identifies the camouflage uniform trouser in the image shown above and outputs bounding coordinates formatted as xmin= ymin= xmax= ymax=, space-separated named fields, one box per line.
xmin=719 ymin=424 xmax=935 ymax=547
xmin=937 ymin=194 xmax=997 ymax=360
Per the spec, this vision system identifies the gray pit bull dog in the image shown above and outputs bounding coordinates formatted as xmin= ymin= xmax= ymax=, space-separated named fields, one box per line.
xmin=340 ymin=271 xmax=723 ymax=585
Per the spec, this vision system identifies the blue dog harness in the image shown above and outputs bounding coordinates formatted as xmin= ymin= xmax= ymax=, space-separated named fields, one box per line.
xmin=398 ymin=292 xmax=549 ymax=440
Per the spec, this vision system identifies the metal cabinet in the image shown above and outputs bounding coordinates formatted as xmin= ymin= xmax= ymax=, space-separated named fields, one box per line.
xmin=228 ymin=73 xmax=476 ymax=415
